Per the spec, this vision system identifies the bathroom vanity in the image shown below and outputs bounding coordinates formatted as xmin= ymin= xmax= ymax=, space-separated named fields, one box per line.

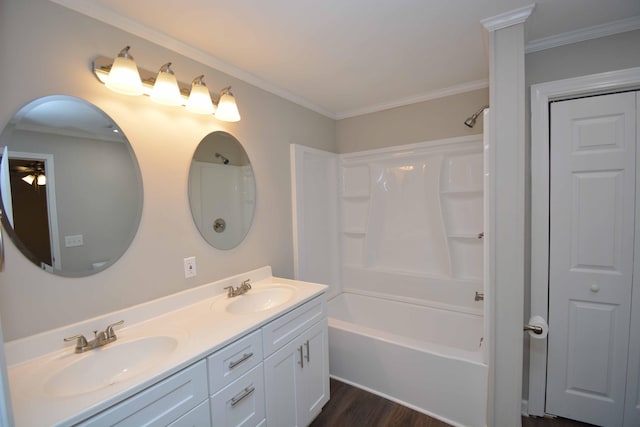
xmin=4 ymin=267 xmax=328 ymax=427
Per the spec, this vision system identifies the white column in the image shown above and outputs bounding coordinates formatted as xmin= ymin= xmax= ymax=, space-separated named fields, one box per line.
xmin=481 ymin=5 xmax=534 ymax=427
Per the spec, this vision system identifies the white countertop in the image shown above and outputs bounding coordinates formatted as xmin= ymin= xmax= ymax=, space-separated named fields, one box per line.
xmin=5 ymin=266 xmax=327 ymax=427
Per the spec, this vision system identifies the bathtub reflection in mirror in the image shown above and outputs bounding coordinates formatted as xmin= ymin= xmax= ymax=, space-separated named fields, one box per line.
xmin=0 ymin=96 xmax=143 ymax=277
xmin=188 ymin=131 xmax=255 ymax=249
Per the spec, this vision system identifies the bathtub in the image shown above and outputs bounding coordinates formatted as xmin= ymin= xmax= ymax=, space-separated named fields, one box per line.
xmin=328 ymin=292 xmax=488 ymax=427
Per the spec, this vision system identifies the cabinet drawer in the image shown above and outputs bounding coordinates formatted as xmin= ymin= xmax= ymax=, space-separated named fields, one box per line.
xmin=208 ymin=329 xmax=262 ymax=393
xmin=78 ymin=360 xmax=208 ymax=427
xmin=167 ymin=400 xmax=210 ymax=427
xmin=262 ymin=296 xmax=325 ymax=356
xmin=210 ymin=363 xmax=265 ymax=427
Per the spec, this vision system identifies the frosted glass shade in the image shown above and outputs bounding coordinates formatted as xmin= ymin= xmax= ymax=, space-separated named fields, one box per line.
xmin=216 ymin=91 xmax=241 ymax=122
xmin=186 ymin=83 xmax=215 ymax=115
xmin=105 ymin=56 xmax=143 ymax=96
xmin=22 ymin=175 xmax=35 ymax=185
xmin=150 ymin=68 xmax=183 ymax=106
xmin=37 ymin=174 xmax=47 ymax=186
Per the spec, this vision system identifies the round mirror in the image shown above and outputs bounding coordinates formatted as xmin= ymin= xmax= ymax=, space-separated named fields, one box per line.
xmin=0 ymin=96 xmax=143 ymax=277
xmin=188 ymin=131 xmax=255 ymax=249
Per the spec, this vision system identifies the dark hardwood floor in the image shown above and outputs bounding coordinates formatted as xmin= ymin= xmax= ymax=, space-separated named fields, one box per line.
xmin=310 ymin=378 xmax=597 ymax=427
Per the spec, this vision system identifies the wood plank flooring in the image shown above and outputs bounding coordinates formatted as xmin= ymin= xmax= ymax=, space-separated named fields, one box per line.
xmin=309 ymin=378 xmax=597 ymax=427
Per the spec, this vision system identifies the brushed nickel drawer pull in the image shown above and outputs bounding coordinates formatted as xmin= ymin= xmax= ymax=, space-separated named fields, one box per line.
xmin=304 ymin=340 xmax=310 ymax=362
xmin=228 ymin=352 xmax=254 ymax=369
xmin=298 ymin=345 xmax=304 ymax=368
xmin=230 ymin=386 xmax=255 ymax=407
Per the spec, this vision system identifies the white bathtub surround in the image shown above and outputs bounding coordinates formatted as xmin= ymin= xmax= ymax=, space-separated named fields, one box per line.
xmin=5 ymin=267 xmax=327 ymax=427
xmin=291 ymin=135 xmax=488 ymax=426
xmin=340 ymin=135 xmax=484 ymax=310
xmin=328 ymin=292 xmax=487 ymax=427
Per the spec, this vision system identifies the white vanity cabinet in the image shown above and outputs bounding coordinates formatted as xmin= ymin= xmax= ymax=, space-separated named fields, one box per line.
xmin=75 ymin=295 xmax=327 ymax=427
xmin=263 ymin=296 xmax=329 ymax=427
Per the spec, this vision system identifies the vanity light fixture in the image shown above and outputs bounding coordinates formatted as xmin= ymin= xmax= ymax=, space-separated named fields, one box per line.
xmin=186 ymin=75 xmax=216 ymax=115
xmin=215 ymin=87 xmax=241 ymax=122
xmin=150 ymin=62 xmax=183 ymax=106
xmin=92 ymin=46 xmax=241 ymax=122
xmin=104 ymin=46 xmax=143 ymax=96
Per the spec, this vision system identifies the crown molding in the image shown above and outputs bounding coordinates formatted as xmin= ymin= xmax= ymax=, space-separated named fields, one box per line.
xmin=481 ymin=4 xmax=535 ymax=32
xmin=525 ymin=15 xmax=640 ymax=54
xmin=335 ymin=79 xmax=489 ymax=120
xmin=48 ymin=0 xmax=336 ymax=119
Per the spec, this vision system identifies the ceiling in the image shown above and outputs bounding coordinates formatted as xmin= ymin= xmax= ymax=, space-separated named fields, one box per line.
xmin=53 ymin=0 xmax=640 ymax=119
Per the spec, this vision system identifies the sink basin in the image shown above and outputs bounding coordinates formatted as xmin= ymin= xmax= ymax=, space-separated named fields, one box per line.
xmin=44 ymin=335 xmax=179 ymax=397
xmin=226 ymin=286 xmax=295 ymax=314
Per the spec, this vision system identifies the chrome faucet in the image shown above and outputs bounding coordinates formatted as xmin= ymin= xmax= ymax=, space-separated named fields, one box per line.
xmin=64 ymin=320 xmax=124 ymax=353
xmin=225 ymin=279 xmax=252 ymax=298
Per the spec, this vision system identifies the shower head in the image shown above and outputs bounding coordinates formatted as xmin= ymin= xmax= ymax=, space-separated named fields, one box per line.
xmin=215 ymin=152 xmax=230 ymax=165
xmin=464 ymin=105 xmax=489 ymax=128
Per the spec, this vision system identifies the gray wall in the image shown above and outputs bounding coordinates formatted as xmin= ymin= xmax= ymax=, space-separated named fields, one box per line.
xmin=0 ymin=0 xmax=336 ymax=340
xmin=336 ymin=88 xmax=488 ymax=153
xmin=522 ymin=29 xmax=640 ymax=400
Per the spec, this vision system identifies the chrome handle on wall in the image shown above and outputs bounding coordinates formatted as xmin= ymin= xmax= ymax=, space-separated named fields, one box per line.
xmin=298 ymin=345 xmax=304 ymax=368
xmin=524 ymin=324 xmax=544 ymax=335
xmin=228 ymin=352 xmax=254 ymax=369
xmin=304 ymin=340 xmax=310 ymax=362
xmin=230 ymin=386 xmax=255 ymax=407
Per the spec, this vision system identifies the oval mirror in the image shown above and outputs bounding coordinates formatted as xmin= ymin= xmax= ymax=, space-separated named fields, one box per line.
xmin=0 ymin=95 xmax=143 ymax=277
xmin=188 ymin=131 xmax=255 ymax=249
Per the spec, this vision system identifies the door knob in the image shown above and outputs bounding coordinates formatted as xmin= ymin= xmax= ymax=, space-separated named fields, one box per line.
xmin=590 ymin=284 xmax=600 ymax=293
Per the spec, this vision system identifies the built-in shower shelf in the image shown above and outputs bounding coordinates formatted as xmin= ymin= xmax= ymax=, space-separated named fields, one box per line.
xmin=440 ymin=190 xmax=482 ymax=196
xmin=448 ymin=234 xmax=483 ymax=240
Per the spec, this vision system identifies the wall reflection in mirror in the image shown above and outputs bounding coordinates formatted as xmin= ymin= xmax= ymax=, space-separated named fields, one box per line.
xmin=0 ymin=96 xmax=143 ymax=277
xmin=189 ymin=131 xmax=255 ymax=250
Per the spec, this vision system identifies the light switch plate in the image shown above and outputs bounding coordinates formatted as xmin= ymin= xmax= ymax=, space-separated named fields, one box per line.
xmin=183 ymin=256 xmax=197 ymax=278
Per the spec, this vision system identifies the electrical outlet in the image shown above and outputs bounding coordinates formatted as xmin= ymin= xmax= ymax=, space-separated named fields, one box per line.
xmin=183 ymin=256 xmax=197 ymax=278
xmin=64 ymin=234 xmax=83 ymax=247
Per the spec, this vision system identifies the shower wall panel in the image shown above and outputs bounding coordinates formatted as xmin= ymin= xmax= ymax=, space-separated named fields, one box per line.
xmin=340 ymin=136 xmax=484 ymax=311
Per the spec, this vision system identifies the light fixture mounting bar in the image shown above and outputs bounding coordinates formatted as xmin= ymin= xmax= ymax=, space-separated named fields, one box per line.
xmin=92 ymin=56 xmax=219 ymax=105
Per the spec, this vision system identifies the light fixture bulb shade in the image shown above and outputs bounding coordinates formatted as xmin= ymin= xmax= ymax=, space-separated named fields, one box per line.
xmin=150 ymin=64 xmax=183 ymax=106
xmin=186 ymin=80 xmax=215 ymax=115
xmin=105 ymin=54 xmax=143 ymax=96
xmin=215 ymin=90 xmax=241 ymax=122
xmin=37 ymin=174 xmax=46 ymax=186
xmin=22 ymin=175 xmax=35 ymax=185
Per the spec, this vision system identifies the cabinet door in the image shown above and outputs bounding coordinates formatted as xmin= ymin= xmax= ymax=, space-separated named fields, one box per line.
xmin=264 ymin=338 xmax=299 ymax=427
xmin=264 ymin=320 xmax=329 ymax=427
xmin=296 ymin=320 xmax=329 ymax=427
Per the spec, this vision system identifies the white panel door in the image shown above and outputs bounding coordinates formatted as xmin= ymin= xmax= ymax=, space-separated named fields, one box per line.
xmin=623 ymin=92 xmax=640 ymax=427
xmin=547 ymin=91 xmax=637 ymax=426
